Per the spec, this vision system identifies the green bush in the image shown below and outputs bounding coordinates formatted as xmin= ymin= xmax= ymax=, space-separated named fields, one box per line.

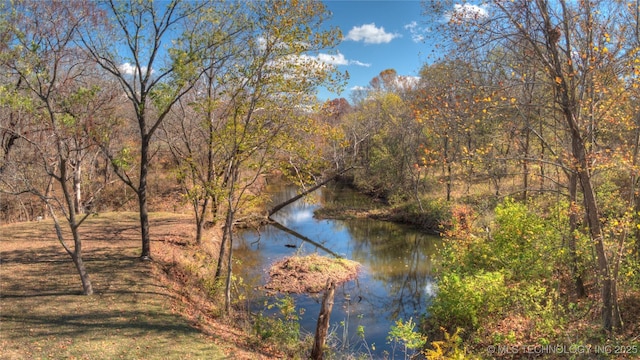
xmin=252 ymin=296 xmax=303 ymax=355
xmin=491 ymin=198 xmax=558 ymax=281
xmin=429 ymin=270 xmax=509 ymax=330
xmin=429 ymin=198 xmax=566 ymax=340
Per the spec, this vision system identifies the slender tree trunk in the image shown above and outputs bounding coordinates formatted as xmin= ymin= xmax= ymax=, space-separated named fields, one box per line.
xmin=224 ymin=213 xmax=234 ymax=314
xmin=71 ymin=247 xmax=93 ymax=295
xmin=221 ymin=160 xmax=241 ymax=314
xmin=635 ymin=193 xmax=640 ymax=261
xmin=50 ymin=158 xmax=94 ymax=295
xmin=194 ymin=196 xmax=209 ymax=245
xmin=139 ymin=137 xmax=151 ymax=260
xmin=571 ymin=130 xmax=612 ymax=331
xmin=568 ymin=172 xmax=586 ymax=298
xmin=523 ymin=128 xmax=530 ymax=201
xmin=579 ymin=170 xmax=613 ymax=332
xmin=633 ymin=115 xmax=640 ymax=261
xmin=73 ymin=166 xmax=82 ymax=214
xmin=536 ymin=0 xmax=613 ymax=332
xmin=443 ymin=134 xmax=451 ymax=202
xmin=43 ymin=173 xmax=55 ymax=220
xmin=446 ymin=162 xmax=452 ymax=202
xmin=611 ymin=233 xmax=625 ymax=330
xmin=215 ymin=212 xmax=231 ymax=280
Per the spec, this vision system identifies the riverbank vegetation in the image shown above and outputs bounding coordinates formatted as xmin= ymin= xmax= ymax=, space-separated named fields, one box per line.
xmin=2 ymin=0 xmax=640 ymax=359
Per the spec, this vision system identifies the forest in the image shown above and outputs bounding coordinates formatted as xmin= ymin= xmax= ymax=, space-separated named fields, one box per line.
xmin=1 ymin=0 xmax=640 ymax=359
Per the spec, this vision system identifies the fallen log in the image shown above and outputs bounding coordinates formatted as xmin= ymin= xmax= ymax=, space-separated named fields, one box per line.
xmin=267 ymin=167 xmax=353 ymax=217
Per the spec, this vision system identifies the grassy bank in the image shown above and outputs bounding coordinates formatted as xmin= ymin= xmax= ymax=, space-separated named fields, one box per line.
xmin=314 ymin=192 xmax=449 ymax=235
xmin=0 ymin=212 xmax=274 ymax=359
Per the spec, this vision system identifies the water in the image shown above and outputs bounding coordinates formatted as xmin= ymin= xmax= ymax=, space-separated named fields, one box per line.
xmin=234 ymin=183 xmax=441 ymax=358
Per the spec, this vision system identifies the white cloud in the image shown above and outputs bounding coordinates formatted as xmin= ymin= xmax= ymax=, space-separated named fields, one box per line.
xmin=404 ymin=21 xmax=428 ymax=43
xmin=118 ymin=62 xmax=136 ymax=75
xmin=317 ymin=53 xmax=348 ymax=66
xmin=446 ymin=3 xmax=489 ymax=23
xmin=350 ymin=75 xmax=420 ymax=95
xmin=118 ymin=62 xmax=151 ymax=76
xmin=350 ymin=60 xmax=371 ymax=67
xmin=345 ymin=23 xmax=400 ymax=44
xmin=316 ymin=53 xmax=370 ymax=67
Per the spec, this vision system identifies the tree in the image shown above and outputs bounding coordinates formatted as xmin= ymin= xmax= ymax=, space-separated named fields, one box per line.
xmin=0 ymin=0 xmax=108 ymax=295
xmin=80 ymin=0 xmax=209 ymax=260
xmin=160 ymin=2 xmax=245 ymax=245
xmin=207 ymin=0 xmax=343 ymax=313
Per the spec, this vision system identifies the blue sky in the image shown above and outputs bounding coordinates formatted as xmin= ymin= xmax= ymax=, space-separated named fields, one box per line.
xmin=316 ymin=0 xmax=436 ymax=101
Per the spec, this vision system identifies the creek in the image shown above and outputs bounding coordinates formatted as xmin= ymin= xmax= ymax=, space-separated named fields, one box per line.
xmin=234 ymin=183 xmax=441 ymax=358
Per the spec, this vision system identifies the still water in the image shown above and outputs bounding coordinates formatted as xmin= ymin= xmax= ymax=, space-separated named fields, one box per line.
xmin=234 ymin=183 xmax=441 ymax=358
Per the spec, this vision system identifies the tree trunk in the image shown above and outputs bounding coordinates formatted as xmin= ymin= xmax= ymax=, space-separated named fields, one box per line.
xmin=523 ymin=127 xmax=530 ymax=201
xmin=48 ymin=202 xmax=93 ymax=295
xmin=444 ymin=134 xmax=451 ymax=202
xmin=214 ymin=212 xmax=232 ymax=280
xmin=311 ymin=280 xmax=336 ymax=360
xmin=139 ymin=137 xmax=151 ymax=260
xmin=579 ymin=170 xmax=613 ymax=332
xmin=72 ymin=252 xmax=93 ymax=295
xmin=43 ymin=173 xmax=55 ymax=220
xmin=572 ymin=132 xmax=612 ymax=332
xmin=568 ymin=172 xmax=586 ymax=298
xmin=73 ymin=160 xmax=82 ymax=214
xmin=635 ymin=193 xmax=640 ymax=261
xmin=537 ymin=0 xmax=613 ymax=332
xmin=194 ymin=196 xmax=209 ymax=246
xmin=224 ymin=215 xmax=234 ymax=314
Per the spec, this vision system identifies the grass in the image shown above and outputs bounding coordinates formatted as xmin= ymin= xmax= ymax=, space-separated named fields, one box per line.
xmin=265 ymin=254 xmax=360 ymax=294
xmin=0 ymin=212 xmax=272 ymax=359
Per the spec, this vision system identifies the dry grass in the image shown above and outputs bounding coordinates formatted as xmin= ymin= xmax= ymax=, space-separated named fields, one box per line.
xmin=265 ymin=254 xmax=360 ymax=294
xmin=0 ymin=212 xmax=274 ymax=359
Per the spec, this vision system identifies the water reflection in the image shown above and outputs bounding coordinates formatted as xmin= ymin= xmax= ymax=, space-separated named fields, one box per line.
xmin=234 ymin=183 xmax=441 ymax=358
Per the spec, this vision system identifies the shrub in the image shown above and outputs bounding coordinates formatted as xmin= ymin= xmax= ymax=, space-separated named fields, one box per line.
xmin=429 ymin=270 xmax=509 ymax=331
xmin=252 ymin=296 xmax=305 ymax=356
xmin=387 ymin=317 xmax=428 ymax=360
xmin=429 ymin=197 xmax=567 ymax=349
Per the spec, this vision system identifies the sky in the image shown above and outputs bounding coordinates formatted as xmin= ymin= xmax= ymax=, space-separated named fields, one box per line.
xmin=315 ymin=0 xmax=436 ymax=101
xmin=113 ymin=0 xmax=487 ymax=103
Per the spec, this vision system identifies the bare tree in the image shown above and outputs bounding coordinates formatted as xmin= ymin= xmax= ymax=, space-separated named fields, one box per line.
xmin=79 ymin=0 xmax=211 ymax=260
xmin=0 ymin=0 xmax=109 ymax=295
